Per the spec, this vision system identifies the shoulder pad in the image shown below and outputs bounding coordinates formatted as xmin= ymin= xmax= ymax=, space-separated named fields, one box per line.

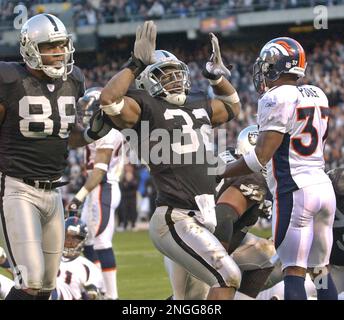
xmin=328 ymin=168 xmax=344 ymax=195
xmin=69 ymin=65 xmax=85 ymax=84
xmin=262 ymin=85 xmax=298 ymax=106
xmin=0 ymin=62 xmax=22 ymax=84
xmin=126 ymin=88 xmax=153 ymax=103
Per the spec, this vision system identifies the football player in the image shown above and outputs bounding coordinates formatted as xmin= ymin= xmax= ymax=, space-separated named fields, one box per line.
xmin=164 ymin=125 xmax=275 ymax=300
xmin=51 ymin=217 xmax=104 ymax=300
xmin=100 ymin=21 xmax=242 ymax=300
xmin=219 ymin=37 xmax=337 ymax=299
xmin=328 ymin=168 xmax=344 ymax=295
xmin=258 ymin=168 xmax=344 ymax=300
xmin=0 ymin=14 xmax=110 ymax=300
xmin=67 ymin=87 xmax=124 ymax=300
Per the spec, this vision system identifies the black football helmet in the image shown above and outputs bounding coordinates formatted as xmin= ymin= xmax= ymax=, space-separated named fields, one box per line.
xmin=253 ymin=37 xmax=307 ymax=94
xmin=63 ymin=216 xmax=88 ymax=259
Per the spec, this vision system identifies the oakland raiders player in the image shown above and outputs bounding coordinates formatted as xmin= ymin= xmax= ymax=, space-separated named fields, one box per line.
xmin=219 ymin=37 xmax=337 ymax=300
xmin=164 ymin=125 xmax=275 ymax=300
xmin=100 ymin=21 xmax=242 ymax=300
xmin=1 ymin=218 xmax=105 ymax=300
xmin=67 ymin=87 xmax=124 ymax=300
xmin=0 ymin=14 xmax=110 ymax=300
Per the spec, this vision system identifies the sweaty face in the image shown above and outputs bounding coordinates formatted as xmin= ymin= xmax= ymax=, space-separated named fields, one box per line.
xmin=38 ymin=40 xmax=68 ymax=67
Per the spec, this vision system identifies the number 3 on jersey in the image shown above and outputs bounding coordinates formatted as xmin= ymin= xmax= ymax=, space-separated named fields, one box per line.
xmin=291 ymin=106 xmax=330 ymax=156
xmin=19 ymin=96 xmax=76 ymax=139
xmin=164 ymin=108 xmax=213 ymax=155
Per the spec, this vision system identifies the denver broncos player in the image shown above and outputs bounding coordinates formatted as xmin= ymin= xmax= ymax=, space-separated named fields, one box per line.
xmin=0 ymin=14 xmax=110 ymax=300
xmin=100 ymin=21 xmax=242 ymax=300
xmin=220 ymin=37 xmax=337 ymax=300
xmin=67 ymin=87 xmax=124 ymax=300
xmin=52 ymin=217 xmax=104 ymax=300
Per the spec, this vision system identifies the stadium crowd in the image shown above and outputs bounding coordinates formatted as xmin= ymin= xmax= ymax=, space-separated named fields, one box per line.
xmin=1 ymin=0 xmax=343 ymax=26
xmin=60 ymin=36 xmax=344 ymax=227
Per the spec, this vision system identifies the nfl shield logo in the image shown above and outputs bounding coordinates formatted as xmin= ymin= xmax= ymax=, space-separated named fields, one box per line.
xmin=47 ymin=84 xmax=55 ymax=92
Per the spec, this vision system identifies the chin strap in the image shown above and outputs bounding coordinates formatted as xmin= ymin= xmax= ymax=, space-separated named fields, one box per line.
xmin=162 ymin=93 xmax=187 ymax=106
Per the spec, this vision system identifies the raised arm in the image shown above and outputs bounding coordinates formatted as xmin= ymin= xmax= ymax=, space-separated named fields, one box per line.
xmin=202 ymin=33 xmax=241 ymax=126
xmin=100 ymin=21 xmax=157 ymax=129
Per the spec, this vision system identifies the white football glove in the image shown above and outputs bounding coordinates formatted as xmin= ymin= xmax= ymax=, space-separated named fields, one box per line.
xmin=0 ymin=247 xmax=6 ymax=264
xmin=134 ymin=20 xmax=157 ymax=66
xmin=259 ymin=200 xmax=272 ymax=220
xmin=203 ymin=33 xmax=232 ymax=80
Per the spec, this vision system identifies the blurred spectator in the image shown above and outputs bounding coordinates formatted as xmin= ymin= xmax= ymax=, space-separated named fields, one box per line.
xmin=147 ymin=1 xmax=165 ymax=19
xmin=2 ymin=0 xmax=342 ymax=24
xmin=118 ymin=164 xmax=139 ymax=231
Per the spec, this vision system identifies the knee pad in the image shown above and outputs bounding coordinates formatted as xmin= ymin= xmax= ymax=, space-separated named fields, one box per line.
xmin=214 ymin=203 xmax=238 ymax=243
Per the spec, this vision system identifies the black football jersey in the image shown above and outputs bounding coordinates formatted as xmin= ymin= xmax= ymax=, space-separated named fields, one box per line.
xmin=330 ymin=194 xmax=344 ymax=266
xmin=124 ymin=89 xmax=218 ymax=210
xmin=0 ymin=62 xmax=85 ymax=180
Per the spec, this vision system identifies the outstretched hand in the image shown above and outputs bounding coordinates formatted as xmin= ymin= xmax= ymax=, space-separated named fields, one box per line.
xmin=203 ymin=33 xmax=232 ymax=80
xmin=133 ymin=20 xmax=157 ymax=66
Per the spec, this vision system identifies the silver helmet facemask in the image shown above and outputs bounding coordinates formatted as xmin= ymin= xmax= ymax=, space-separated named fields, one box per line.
xmin=136 ymin=51 xmax=191 ymax=106
xmin=20 ymin=14 xmax=75 ymax=81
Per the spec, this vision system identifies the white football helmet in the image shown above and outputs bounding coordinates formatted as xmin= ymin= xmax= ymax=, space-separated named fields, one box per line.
xmin=235 ymin=125 xmax=259 ymax=156
xmin=135 ymin=50 xmax=191 ymax=106
xmin=20 ymin=14 xmax=75 ymax=81
xmin=236 ymin=125 xmax=267 ymax=178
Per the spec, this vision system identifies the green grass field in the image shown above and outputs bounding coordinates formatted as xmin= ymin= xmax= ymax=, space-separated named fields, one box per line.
xmin=114 ymin=227 xmax=272 ymax=299
xmin=1 ymin=228 xmax=272 ymax=300
xmin=114 ymin=230 xmax=171 ymax=299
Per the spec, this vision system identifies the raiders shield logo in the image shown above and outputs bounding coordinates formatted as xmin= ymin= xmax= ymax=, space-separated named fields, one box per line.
xmin=47 ymin=84 xmax=55 ymax=92
xmin=248 ymin=131 xmax=259 ymax=146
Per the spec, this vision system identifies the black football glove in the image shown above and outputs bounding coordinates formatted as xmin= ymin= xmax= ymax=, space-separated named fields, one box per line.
xmin=84 ymin=109 xmax=112 ymax=143
xmin=66 ymin=197 xmax=83 ymax=218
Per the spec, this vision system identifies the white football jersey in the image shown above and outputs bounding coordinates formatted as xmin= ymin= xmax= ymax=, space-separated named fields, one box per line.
xmin=85 ymin=129 xmax=124 ymax=183
xmin=257 ymin=84 xmax=331 ymax=196
xmin=0 ymin=274 xmax=13 ymax=299
xmin=55 ymin=256 xmax=104 ymax=300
